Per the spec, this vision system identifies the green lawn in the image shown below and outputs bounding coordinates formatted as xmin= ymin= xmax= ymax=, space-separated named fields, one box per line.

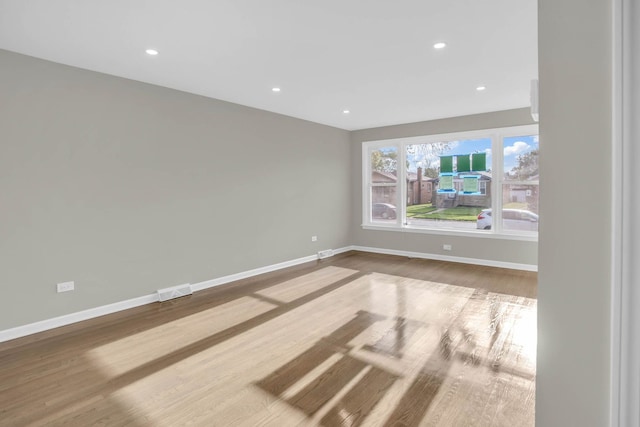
xmin=406 ymin=203 xmax=438 ymax=218
xmin=406 ymin=203 xmax=483 ymax=221
xmin=428 ymin=206 xmax=483 ymax=221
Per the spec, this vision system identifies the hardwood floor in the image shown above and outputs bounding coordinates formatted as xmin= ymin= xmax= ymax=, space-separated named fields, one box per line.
xmin=0 ymin=251 xmax=537 ymax=426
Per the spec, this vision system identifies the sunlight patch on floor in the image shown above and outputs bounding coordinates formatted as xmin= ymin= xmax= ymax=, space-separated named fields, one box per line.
xmin=88 ymin=295 xmax=277 ymax=376
xmin=82 ymin=270 xmax=536 ymax=426
xmin=255 ymin=266 xmax=358 ymax=303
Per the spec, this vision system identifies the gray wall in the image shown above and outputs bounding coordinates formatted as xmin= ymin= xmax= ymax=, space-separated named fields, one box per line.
xmin=350 ymin=109 xmax=539 ymax=267
xmin=536 ymin=0 xmax=612 ymax=425
xmin=0 ymin=50 xmax=351 ymax=330
xmin=2 ymin=3 xmax=618 ymax=421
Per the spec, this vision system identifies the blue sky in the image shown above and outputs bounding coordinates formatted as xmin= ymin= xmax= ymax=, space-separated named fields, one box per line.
xmin=406 ymin=138 xmax=491 ymax=173
xmin=406 ymin=134 xmax=538 ymax=173
xmin=503 ymin=135 xmax=539 ymax=171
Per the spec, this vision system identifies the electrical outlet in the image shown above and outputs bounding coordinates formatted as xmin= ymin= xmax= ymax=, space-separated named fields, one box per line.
xmin=443 ymin=244 xmax=452 ymax=251
xmin=311 ymin=236 xmax=318 ymax=242
xmin=57 ymin=281 xmax=75 ymax=293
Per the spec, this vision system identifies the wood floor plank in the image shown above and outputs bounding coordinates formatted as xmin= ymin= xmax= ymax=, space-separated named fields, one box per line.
xmin=320 ymin=366 xmax=397 ymax=427
xmin=0 ymin=251 xmax=537 ymax=426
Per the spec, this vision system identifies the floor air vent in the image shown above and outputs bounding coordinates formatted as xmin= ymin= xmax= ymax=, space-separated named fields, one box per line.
xmin=157 ymin=283 xmax=193 ymax=302
xmin=318 ymin=249 xmax=335 ymax=259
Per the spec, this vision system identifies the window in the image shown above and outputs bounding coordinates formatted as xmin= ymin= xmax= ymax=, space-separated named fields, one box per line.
xmin=500 ymin=134 xmax=539 ymax=232
xmin=362 ymin=125 xmax=539 ymax=239
xmin=479 ymin=181 xmax=487 ymax=195
xmin=368 ymin=146 xmax=399 ymax=224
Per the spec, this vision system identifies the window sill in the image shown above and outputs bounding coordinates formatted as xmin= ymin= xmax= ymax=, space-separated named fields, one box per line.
xmin=361 ymin=224 xmax=538 ymax=242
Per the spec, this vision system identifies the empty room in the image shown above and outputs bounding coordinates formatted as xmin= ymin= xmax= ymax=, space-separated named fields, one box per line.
xmin=0 ymin=1 xmax=626 ymax=426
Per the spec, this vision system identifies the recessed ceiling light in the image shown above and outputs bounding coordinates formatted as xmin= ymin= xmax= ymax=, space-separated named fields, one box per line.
xmin=476 ymin=85 xmax=487 ymax=91
xmin=433 ymin=42 xmax=447 ymax=49
xmin=145 ymin=49 xmax=159 ymax=56
xmin=343 ymin=110 xmax=350 ymax=114
xmin=272 ymin=87 xmax=281 ymax=92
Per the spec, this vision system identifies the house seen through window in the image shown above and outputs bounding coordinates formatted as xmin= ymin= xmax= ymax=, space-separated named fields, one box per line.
xmin=364 ymin=125 xmax=539 ymax=237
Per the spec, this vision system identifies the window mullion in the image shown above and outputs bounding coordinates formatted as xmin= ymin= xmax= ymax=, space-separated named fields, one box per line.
xmin=363 ymin=146 xmax=370 ymax=225
xmin=494 ymin=133 xmax=503 ymax=233
xmin=398 ymin=141 xmax=407 ymax=226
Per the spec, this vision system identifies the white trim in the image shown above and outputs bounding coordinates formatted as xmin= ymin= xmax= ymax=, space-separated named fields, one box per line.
xmin=361 ymin=224 xmax=538 ymax=242
xmin=399 ymin=141 xmax=408 ymax=222
xmin=191 ymin=252 xmax=327 ymax=292
xmin=613 ymin=0 xmax=640 ymax=424
xmin=493 ymin=130 xmax=504 ymax=229
xmin=0 ymin=294 xmax=159 ymax=343
xmin=0 ymin=248 xmax=352 ymax=344
xmin=361 ymin=144 xmax=372 ymax=227
xmin=331 ymin=246 xmax=353 ymax=256
xmin=0 ymin=243 xmax=533 ymax=344
xmin=349 ymin=245 xmax=537 ymax=272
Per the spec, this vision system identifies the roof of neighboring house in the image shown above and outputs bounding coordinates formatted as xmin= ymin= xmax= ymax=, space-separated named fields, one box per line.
xmin=466 ymin=171 xmax=492 ymax=180
xmin=406 ymin=172 xmax=437 ymax=183
xmin=371 ymin=170 xmax=398 ymax=182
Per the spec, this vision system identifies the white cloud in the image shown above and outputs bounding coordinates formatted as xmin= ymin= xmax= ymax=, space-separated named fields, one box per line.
xmin=504 ymin=141 xmax=531 ymax=156
xmin=484 ymin=148 xmax=492 ymax=156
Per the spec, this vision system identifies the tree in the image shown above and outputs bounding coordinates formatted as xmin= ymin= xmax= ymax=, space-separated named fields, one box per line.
xmin=406 ymin=142 xmax=453 ymax=173
xmin=509 ymin=149 xmax=539 ymax=180
xmin=423 ymin=167 xmax=439 ymax=178
xmin=371 ymin=149 xmax=398 ymax=173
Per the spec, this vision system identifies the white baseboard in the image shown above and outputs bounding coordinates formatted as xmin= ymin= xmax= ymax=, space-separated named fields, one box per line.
xmin=191 ymin=253 xmax=321 ymax=292
xmin=0 ymin=244 xmax=533 ymax=343
xmin=348 ymin=245 xmax=538 ymax=272
xmin=0 ymin=294 xmax=159 ymax=344
xmin=190 ymin=247 xmax=354 ymax=293
xmin=329 ymin=246 xmax=352 ymax=256
xmin=0 ymin=249 xmax=350 ymax=344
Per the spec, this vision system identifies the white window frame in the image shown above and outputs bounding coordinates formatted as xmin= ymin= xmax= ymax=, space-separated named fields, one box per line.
xmin=364 ymin=141 xmax=402 ymax=227
xmin=362 ymin=124 xmax=539 ymax=241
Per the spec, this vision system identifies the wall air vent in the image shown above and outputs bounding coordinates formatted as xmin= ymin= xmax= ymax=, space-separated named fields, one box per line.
xmin=530 ymin=79 xmax=539 ymax=122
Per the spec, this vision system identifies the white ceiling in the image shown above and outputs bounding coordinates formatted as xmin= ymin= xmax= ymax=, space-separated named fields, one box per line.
xmin=0 ymin=0 xmax=537 ymax=131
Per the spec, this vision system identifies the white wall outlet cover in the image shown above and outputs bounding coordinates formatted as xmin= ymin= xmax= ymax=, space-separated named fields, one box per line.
xmin=311 ymin=236 xmax=318 ymax=242
xmin=57 ymin=281 xmax=75 ymax=293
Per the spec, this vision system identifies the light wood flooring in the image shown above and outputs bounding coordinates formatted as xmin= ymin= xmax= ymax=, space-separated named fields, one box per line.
xmin=0 ymin=251 xmax=537 ymax=426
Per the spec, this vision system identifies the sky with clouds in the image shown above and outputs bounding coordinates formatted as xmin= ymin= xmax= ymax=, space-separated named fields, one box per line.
xmin=406 ymin=134 xmax=538 ymax=173
xmin=503 ymin=135 xmax=539 ymax=170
